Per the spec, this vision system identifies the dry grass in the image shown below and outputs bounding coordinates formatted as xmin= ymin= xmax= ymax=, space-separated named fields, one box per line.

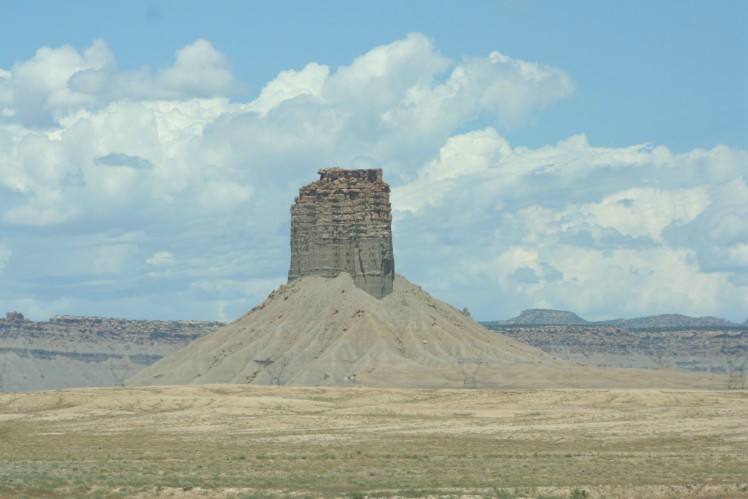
xmin=1 ymin=385 xmax=746 ymax=498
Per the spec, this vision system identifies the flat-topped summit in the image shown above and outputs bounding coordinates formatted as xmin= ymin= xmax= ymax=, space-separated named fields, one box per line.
xmin=502 ymin=309 xmax=589 ymax=325
xmin=288 ymin=167 xmax=394 ymax=299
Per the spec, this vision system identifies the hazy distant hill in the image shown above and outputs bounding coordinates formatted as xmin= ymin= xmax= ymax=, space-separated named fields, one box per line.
xmin=494 ymin=309 xmax=588 ymax=326
xmin=3 ymin=305 xmax=746 ymax=391
xmin=0 ymin=312 xmax=223 ymax=391
xmin=484 ymin=324 xmax=747 ymax=375
xmin=483 ymin=309 xmax=748 ymax=373
xmin=597 ymin=314 xmax=738 ymax=329
xmin=491 ymin=309 xmax=741 ymax=329
xmin=483 ymin=310 xmax=747 ymax=377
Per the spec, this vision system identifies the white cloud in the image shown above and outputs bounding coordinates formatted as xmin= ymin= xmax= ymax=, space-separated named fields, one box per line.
xmin=0 ymin=34 xmax=744 ymax=323
xmin=146 ymin=251 xmax=175 ymax=266
xmin=518 ymin=246 xmax=733 ymax=320
xmin=1 ymin=39 xmax=239 ymax=127
xmin=152 ymin=39 xmax=238 ymax=97
xmin=325 ymin=33 xmax=450 ymax=108
xmin=394 ymin=129 xmax=748 ymax=321
xmin=0 ymin=34 xmax=575 ymax=229
xmin=3 ymin=39 xmax=114 ymax=125
xmin=453 ymin=50 xmax=575 ymax=128
xmin=75 ymin=39 xmax=241 ymax=102
xmin=393 ymin=128 xmax=512 ymax=215
xmin=421 ymin=128 xmax=512 ymax=182
xmin=562 ymin=187 xmax=711 ymax=241
xmin=248 ymin=63 xmax=329 ymax=116
xmin=664 ymin=175 xmax=748 ymax=276
xmin=0 ymin=243 xmax=10 ymax=272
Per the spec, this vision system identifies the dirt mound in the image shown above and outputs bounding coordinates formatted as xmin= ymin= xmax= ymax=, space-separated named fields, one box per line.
xmin=128 ymin=274 xmax=723 ymax=389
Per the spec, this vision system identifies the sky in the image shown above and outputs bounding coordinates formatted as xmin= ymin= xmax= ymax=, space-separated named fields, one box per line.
xmin=0 ymin=1 xmax=746 ymax=323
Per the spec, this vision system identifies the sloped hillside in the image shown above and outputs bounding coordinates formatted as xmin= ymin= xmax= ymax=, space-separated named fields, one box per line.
xmin=129 ymin=274 xmax=723 ymax=389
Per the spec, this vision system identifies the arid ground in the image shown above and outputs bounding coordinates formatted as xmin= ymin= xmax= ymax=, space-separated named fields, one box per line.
xmin=1 ymin=385 xmax=746 ymax=498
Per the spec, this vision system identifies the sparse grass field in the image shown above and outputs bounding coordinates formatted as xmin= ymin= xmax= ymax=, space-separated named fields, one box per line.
xmin=0 ymin=385 xmax=746 ymax=498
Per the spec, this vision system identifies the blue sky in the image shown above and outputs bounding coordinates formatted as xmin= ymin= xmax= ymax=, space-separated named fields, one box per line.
xmin=1 ymin=1 xmax=746 ymax=322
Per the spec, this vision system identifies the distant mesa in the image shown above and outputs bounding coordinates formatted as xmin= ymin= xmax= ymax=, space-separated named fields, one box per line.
xmin=4 ymin=311 xmax=26 ymax=322
xmin=288 ymin=168 xmax=394 ymax=299
xmin=492 ymin=309 xmax=741 ymax=329
xmin=500 ymin=309 xmax=588 ymax=326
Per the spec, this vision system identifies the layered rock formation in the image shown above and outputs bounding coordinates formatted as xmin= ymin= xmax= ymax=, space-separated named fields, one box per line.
xmin=0 ymin=314 xmax=223 ymax=391
xmin=288 ymin=168 xmax=394 ymax=299
xmin=486 ymin=324 xmax=747 ymax=374
xmin=127 ymin=168 xmax=724 ymax=390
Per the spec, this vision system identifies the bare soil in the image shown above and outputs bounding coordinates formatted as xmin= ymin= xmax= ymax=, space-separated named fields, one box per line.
xmin=128 ymin=274 xmax=725 ymax=390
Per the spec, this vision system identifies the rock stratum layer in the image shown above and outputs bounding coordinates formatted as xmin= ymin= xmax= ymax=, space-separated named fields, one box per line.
xmin=288 ymin=168 xmax=394 ymax=299
xmin=128 ymin=167 xmax=724 ymax=390
xmin=0 ymin=315 xmax=222 ymax=391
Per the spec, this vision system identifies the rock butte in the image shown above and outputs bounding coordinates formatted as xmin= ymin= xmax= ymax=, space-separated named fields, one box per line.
xmin=127 ymin=169 xmax=723 ymax=389
xmin=288 ymin=168 xmax=394 ymax=299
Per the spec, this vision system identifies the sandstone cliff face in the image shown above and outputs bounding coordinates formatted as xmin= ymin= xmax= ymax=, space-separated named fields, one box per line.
xmin=288 ymin=168 xmax=394 ymax=298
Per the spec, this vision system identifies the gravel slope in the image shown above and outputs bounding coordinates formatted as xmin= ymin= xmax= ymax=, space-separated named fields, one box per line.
xmin=128 ymin=273 xmax=723 ymax=389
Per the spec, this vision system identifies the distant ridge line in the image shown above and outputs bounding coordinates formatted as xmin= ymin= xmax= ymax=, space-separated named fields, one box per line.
xmin=487 ymin=309 xmax=745 ymax=329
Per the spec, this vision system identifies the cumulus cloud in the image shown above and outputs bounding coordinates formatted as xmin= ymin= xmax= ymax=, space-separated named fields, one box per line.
xmin=0 ymin=34 xmax=744 ymax=322
xmin=150 ymin=39 xmax=239 ymax=97
xmin=664 ymin=175 xmax=748 ymax=277
xmin=230 ymin=33 xmax=575 ymax=178
xmin=0 ymin=39 xmax=114 ymax=125
xmin=1 ymin=39 xmax=239 ymax=127
xmin=393 ymin=129 xmax=748 ymax=321
xmin=247 ymin=63 xmax=329 ymax=116
xmin=446 ymin=50 xmax=575 ymax=128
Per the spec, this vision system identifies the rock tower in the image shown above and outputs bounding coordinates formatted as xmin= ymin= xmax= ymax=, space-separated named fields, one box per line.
xmin=288 ymin=168 xmax=395 ymax=298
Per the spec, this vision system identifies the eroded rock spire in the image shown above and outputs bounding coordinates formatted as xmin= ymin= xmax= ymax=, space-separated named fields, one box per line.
xmin=288 ymin=168 xmax=394 ymax=298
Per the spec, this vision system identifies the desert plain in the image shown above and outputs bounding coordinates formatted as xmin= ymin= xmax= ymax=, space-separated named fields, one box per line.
xmin=1 ymin=384 xmax=746 ymax=498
